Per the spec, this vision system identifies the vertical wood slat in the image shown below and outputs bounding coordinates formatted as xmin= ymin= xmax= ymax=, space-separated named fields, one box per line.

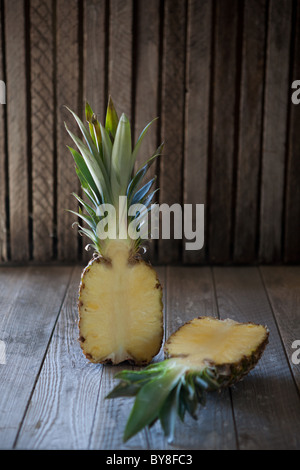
xmin=259 ymin=0 xmax=293 ymax=263
xmin=234 ymin=0 xmax=267 ymax=263
xmin=183 ymin=0 xmax=212 ymax=265
xmin=133 ymin=0 xmax=161 ymax=262
xmin=158 ymin=0 xmax=187 ymax=265
xmin=0 ymin=0 xmax=7 ymax=261
xmin=30 ymin=0 xmax=54 ymax=261
xmin=82 ymin=0 xmax=107 ymax=264
xmin=5 ymin=0 xmax=29 ymax=261
xmin=56 ymin=0 xmax=80 ymax=261
xmin=284 ymin=0 xmax=300 ymax=263
xmin=108 ymin=0 xmax=133 ymax=120
xmin=208 ymin=0 xmax=239 ymax=264
xmin=84 ymin=0 xmax=106 ymax=120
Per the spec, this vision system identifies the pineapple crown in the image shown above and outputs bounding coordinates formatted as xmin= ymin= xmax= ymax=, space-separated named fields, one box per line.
xmin=65 ymin=97 xmax=163 ymax=255
xmin=106 ymin=359 xmax=223 ymax=443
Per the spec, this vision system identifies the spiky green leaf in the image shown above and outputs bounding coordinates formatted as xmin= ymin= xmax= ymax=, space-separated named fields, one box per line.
xmin=132 ymin=118 xmax=158 ymax=165
xmin=111 ymin=113 xmax=132 ymax=199
xmin=122 ymin=365 xmax=183 ymax=442
xmin=105 ymin=96 xmax=119 ymax=139
xmin=65 ymin=125 xmax=111 ymax=202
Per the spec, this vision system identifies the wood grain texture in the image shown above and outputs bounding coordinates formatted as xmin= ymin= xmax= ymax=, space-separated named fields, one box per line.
xmin=0 ymin=266 xmax=72 ymax=449
xmin=284 ymin=0 xmax=300 ymax=263
xmin=259 ymin=0 xmax=292 ymax=262
xmin=234 ymin=0 xmax=267 ymax=263
xmin=208 ymin=0 xmax=238 ymax=264
xmin=0 ymin=1 xmax=7 ymax=261
xmin=56 ymin=0 xmax=80 ymax=261
xmin=30 ymin=0 xmax=54 ymax=261
xmin=158 ymin=0 xmax=187 ymax=265
xmin=4 ymin=0 xmax=29 ymax=261
xmin=133 ymin=0 xmax=160 ymax=170
xmin=0 ymin=0 xmax=298 ymax=264
xmin=133 ymin=0 xmax=160 ymax=263
xmin=15 ymin=266 xmax=104 ymax=450
xmin=0 ymin=266 xmax=300 ymax=449
xmin=82 ymin=0 xmax=107 ymax=264
xmin=260 ymin=266 xmax=300 ymax=392
xmin=108 ymin=0 xmax=133 ymax=119
xmin=183 ymin=0 xmax=212 ymax=265
xmin=84 ymin=0 xmax=106 ymax=120
xmin=162 ymin=267 xmax=237 ymax=450
xmin=213 ymin=267 xmax=300 ymax=450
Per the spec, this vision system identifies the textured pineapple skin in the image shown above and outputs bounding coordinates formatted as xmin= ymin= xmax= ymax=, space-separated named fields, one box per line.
xmin=78 ymin=254 xmax=164 ymax=365
xmin=164 ymin=316 xmax=269 ymax=389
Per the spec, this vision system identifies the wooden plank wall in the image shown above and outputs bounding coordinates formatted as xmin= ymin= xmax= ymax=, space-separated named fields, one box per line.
xmin=0 ymin=0 xmax=299 ymax=265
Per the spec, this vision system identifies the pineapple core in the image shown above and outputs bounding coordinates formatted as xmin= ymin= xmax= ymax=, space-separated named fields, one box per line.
xmin=79 ymin=241 xmax=163 ymax=365
xmin=165 ymin=317 xmax=268 ymax=368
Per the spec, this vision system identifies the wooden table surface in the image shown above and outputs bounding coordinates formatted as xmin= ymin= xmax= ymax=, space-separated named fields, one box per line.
xmin=0 ymin=265 xmax=299 ymax=450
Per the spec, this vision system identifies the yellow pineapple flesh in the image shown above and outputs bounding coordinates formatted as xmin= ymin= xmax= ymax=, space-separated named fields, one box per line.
xmin=78 ymin=241 xmax=163 ymax=365
xmin=165 ymin=316 xmax=268 ymax=372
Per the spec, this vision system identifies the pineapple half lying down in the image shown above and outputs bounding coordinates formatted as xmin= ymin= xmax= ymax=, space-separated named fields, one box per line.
xmin=107 ymin=316 xmax=269 ymax=442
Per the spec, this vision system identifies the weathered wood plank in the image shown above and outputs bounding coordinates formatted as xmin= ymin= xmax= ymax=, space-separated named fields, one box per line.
xmin=0 ymin=1 xmax=7 ymax=261
xmin=284 ymin=1 xmax=300 ymax=263
xmin=56 ymin=0 xmax=80 ymax=261
xmin=84 ymin=0 xmax=106 ymax=120
xmin=158 ymin=0 xmax=187 ymax=265
xmin=133 ymin=0 xmax=160 ymax=167
xmin=259 ymin=0 xmax=292 ymax=262
xmin=183 ymin=0 xmax=212 ymax=265
xmin=234 ymin=0 xmax=267 ymax=263
xmin=208 ymin=0 xmax=238 ymax=264
xmin=159 ymin=267 xmax=237 ymax=450
xmin=108 ymin=0 xmax=133 ymax=119
xmin=4 ymin=0 xmax=29 ymax=261
xmin=260 ymin=267 xmax=300 ymax=392
xmin=30 ymin=0 xmax=54 ymax=262
xmin=133 ymin=0 xmax=160 ymax=263
xmin=89 ymin=365 xmax=149 ymax=450
xmin=213 ymin=267 xmax=300 ymax=450
xmin=15 ymin=266 xmax=103 ymax=450
xmin=0 ymin=266 xmax=72 ymax=449
xmin=82 ymin=0 xmax=107 ymax=264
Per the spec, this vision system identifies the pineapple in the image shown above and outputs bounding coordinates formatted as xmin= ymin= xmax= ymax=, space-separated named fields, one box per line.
xmin=107 ymin=316 xmax=269 ymax=442
xmin=66 ymin=97 xmax=164 ymax=365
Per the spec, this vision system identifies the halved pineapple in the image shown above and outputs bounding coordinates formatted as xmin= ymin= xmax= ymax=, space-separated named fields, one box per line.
xmin=164 ymin=317 xmax=269 ymax=383
xmin=107 ymin=316 xmax=269 ymax=442
xmin=66 ymin=98 xmax=164 ymax=365
xmin=78 ymin=241 xmax=163 ymax=365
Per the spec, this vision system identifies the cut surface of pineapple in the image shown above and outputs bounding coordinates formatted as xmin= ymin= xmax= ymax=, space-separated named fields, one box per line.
xmin=79 ymin=241 xmax=163 ymax=365
xmin=165 ymin=316 xmax=268 ymax=369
